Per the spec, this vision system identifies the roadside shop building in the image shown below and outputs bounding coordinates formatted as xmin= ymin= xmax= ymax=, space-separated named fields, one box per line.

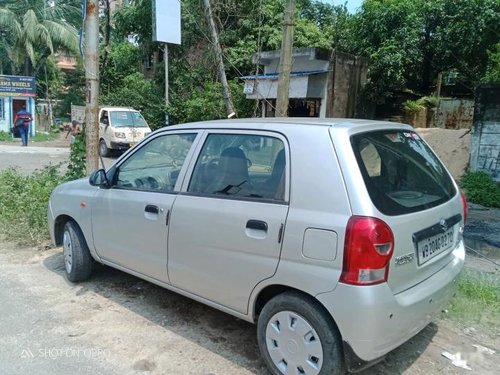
xmin=241 ymin=48 xmax=369 ymax=118
xmin=0 ymin=75 xmax=36 ymax=137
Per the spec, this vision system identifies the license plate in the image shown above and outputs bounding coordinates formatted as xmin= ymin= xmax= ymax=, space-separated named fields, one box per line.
xmin=417 ymin=228 xmax=454 ymax=265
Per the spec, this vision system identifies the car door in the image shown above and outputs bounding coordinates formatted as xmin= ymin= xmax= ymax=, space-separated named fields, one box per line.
xmin=168 ymin=131 xmax=289 ymax=314
xmin=98 ymin=109 xmax=109 ymax=144
xmin=92 ymin=131 xmax=199 ymax=283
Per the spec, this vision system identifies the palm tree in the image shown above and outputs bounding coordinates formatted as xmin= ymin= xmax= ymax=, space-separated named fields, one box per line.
xmin=0 ymin=0 xmax=80 ymax=75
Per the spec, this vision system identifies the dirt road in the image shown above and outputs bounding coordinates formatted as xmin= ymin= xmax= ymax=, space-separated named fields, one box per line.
xmin=0 ymin=242 xmax=498 ymax=375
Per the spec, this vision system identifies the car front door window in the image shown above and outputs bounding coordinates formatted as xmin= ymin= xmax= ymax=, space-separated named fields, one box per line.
xmin=115 ymin=133 xmax=196 ymax=192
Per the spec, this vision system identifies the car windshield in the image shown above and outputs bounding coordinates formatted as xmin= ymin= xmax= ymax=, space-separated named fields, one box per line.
xmin=110 ymin=111 xmax=148 ymax=128
xmin=351 ymin=130 xmax=456 ymax=215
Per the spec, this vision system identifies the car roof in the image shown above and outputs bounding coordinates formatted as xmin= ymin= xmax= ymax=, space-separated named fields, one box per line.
xmin=159 ymin=117 xmax=414 ymax=133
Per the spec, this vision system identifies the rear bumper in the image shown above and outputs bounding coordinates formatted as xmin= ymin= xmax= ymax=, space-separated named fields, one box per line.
xmin=317 ymin=242 xmax=465 ymax=366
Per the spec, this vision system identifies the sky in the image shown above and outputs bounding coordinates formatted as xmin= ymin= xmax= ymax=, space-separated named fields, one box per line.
xmin=326 ymin=0 xmax=364 ymax=13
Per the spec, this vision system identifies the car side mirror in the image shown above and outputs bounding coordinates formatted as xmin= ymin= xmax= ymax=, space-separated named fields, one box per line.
xmin=89 ymin=169 xmax=110 ymax=188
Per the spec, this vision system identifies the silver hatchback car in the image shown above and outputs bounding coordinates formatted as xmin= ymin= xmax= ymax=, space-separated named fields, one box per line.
xmin=48 ymin=119 xmax=466 ymax=374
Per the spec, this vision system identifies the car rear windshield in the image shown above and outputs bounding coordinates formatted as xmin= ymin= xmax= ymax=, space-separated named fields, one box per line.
xmin=351 ymin=130 xmax=456 ymax=215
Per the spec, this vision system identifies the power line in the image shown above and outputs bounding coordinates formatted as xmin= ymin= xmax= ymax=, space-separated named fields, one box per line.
xmin=175 ymin=0 xmax=279 ymax=114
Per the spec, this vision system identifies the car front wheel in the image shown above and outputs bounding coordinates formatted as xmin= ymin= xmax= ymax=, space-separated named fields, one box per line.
xmin=63 ymin=221 xmax=93 ymax=282
xmin=257 ymin=291 xmax=343 ymax=375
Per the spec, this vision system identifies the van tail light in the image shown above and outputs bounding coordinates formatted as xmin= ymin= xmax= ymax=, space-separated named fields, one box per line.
xmin=340 ymin=216 xmax=394 ymax=286
xmin=460 ymin=190 xmax=468 ymax=223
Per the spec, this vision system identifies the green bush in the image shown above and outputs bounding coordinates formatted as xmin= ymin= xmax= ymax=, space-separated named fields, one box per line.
xmin=403 ymin=99 xmax=424 ymax=113
xmin=0 ymin=167 xmax=66 ymax=244
xmin=66 ymin=133 xmax=86 ymax=180
xmin=418 ymin=96 xmax=439 ymax=108
xmin=0 ymin=130 xmax=14 ymax=141
xmin=461 ymin=171 xmax=500 ymax=208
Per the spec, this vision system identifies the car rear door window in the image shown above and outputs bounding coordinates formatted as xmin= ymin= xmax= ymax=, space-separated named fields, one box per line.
xmin=188 ymin=133 xmax=286 ymax=201
xmin=114 ymin=133 xmax=196 ymax=192
xmin=351 ymin=130 xmax=456 ymax=215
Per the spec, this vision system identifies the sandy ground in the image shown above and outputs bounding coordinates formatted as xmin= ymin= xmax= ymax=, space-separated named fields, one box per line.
xmin=0 ymin=241 xmax=498 ymax=375
xmin=416 ymin=128 xmax=471 ymax=181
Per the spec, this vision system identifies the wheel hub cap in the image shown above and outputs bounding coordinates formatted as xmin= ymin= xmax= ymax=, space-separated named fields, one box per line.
xmin=266 ymin=311 xmax=323 ymax=375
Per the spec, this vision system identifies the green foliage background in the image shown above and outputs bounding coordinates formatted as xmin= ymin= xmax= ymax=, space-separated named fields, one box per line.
xmin=461 ymin=171 xmax=500 ymax=208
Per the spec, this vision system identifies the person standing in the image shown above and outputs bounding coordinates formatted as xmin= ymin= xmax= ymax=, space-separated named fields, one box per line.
xmin=13 ymin=105 xmax=33 ymax=146
xmin=65 ymin=120 xmax=81 ymax=143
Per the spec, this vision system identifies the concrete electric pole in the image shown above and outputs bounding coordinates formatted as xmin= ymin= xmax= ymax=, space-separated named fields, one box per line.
xmin=203 ymin=0 xmax=236 ymax=118
xmin=84 ymin=0 xmax=100 ymax=174
xmin=276 ymin=0 xmax=296 ymax=117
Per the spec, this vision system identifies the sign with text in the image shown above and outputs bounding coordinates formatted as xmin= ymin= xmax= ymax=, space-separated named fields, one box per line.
xmin=0 ymin=75 xmax=36 ymax=97
xmin=152 ymin=0 xmax=181 ymax=44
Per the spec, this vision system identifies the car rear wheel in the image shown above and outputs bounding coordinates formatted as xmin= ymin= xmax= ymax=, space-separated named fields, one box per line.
xmin=257 ymin=291 xmax=343 ymax=375
xmin=63 ymin=221 xmax=93 ymax=282
xmin=99 ymin=139 xmax=110 ymax=157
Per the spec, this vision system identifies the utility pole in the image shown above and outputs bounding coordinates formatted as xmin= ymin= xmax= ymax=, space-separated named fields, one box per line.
xmin=276 ymin=0 xmax=296 ymax=117
xmin=164 ymin=44 xmax=169 ymax=125
xmin=203 ymin=0 xmax=236 ymax=118
xmin=84 ymin=0 xmax=100 ymax=174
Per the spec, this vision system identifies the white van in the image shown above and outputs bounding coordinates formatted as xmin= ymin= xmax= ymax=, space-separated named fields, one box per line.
xmin=98 ymin=107 xmax=152 ymax=156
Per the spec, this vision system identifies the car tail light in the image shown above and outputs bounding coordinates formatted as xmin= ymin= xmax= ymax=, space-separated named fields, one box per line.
xmin=460 ymin=190 xmax=468 ymax=223
xmin=340 ymin=216 xmax=394 ymax=285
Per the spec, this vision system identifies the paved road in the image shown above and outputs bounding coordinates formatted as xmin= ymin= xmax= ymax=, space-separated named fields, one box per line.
xmin=0 ymin=144 xmax=70 ymax=174
xmin=0 ymin=144 xmax=114 ymax=174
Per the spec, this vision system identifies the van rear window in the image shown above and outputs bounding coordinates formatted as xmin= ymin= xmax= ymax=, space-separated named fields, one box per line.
xmin=351 ymin=130 xmax=456 ymax=215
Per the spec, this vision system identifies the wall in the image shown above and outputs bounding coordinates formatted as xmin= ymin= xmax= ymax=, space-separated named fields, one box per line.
xmin=436 ymin=98 xmax=474 ymax=129
xmin=259 ymin=48 xmax=330 ymax=75
xmin=470 ymin=85 xmax=500 ymax=181
xmin=327 ymin=51 xmax=369 ymax=118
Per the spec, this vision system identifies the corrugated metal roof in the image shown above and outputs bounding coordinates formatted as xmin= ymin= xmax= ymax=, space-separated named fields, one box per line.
xmin=241 ymin=70 xmax=331 ymax=80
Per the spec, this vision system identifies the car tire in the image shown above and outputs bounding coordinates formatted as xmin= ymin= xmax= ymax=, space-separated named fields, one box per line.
xmin=99 ymin=139 xmax=110 ymax=157
xmin=257 ymin=291 xmax=343 ymax=375
xmin=62 ymin=221 xmax=93 ymax=282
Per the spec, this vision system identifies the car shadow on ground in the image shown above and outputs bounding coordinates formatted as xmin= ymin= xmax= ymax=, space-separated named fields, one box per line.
xmin=43 ymin=251 xmax=437 ymax=374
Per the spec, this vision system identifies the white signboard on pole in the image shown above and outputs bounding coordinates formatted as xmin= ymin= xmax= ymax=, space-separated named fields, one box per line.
xmin=152 ymin=0 xmax=181 ymax=45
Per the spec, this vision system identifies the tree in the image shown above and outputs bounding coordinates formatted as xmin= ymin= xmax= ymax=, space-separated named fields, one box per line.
xmin=352 ymin=0 xmax=500 ymax=103
xmin=483 ymin=43 xmax=500 ymax=83
xmin=0 ymin=0 xmax=79 ymax=75
xmin=100 ymin=72 xmax=167 ymax=130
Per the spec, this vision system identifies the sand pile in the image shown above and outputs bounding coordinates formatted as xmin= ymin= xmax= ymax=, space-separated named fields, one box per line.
xmin=416 ymin=128 xmax=471 ymax=181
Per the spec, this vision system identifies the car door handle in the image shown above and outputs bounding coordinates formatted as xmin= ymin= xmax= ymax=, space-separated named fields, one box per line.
xmin=145 ymin=205 xmax=159 ymax=214
xmin=246 ymin=220 xmax=268 ymax=231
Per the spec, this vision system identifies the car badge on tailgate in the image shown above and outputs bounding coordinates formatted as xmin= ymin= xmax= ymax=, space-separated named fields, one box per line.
xmin=440 ymin=218 xmax=448 ymax=232
xmin=395 ymin=253 xmax=415 ymax=266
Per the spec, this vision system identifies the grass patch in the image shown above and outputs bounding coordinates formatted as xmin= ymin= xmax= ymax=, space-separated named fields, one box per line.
xmin=0 ymin=167 xmax=67 ymax=245
xmin=31 ymin=131 xmax=59 ymax=142
xmin=461 ymin=171 xmax=500 ymax=208
xmin=444 ymin=270 xmax=500 ymax=330
xmin=0 ymin=130 xmax=60 ymax=143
